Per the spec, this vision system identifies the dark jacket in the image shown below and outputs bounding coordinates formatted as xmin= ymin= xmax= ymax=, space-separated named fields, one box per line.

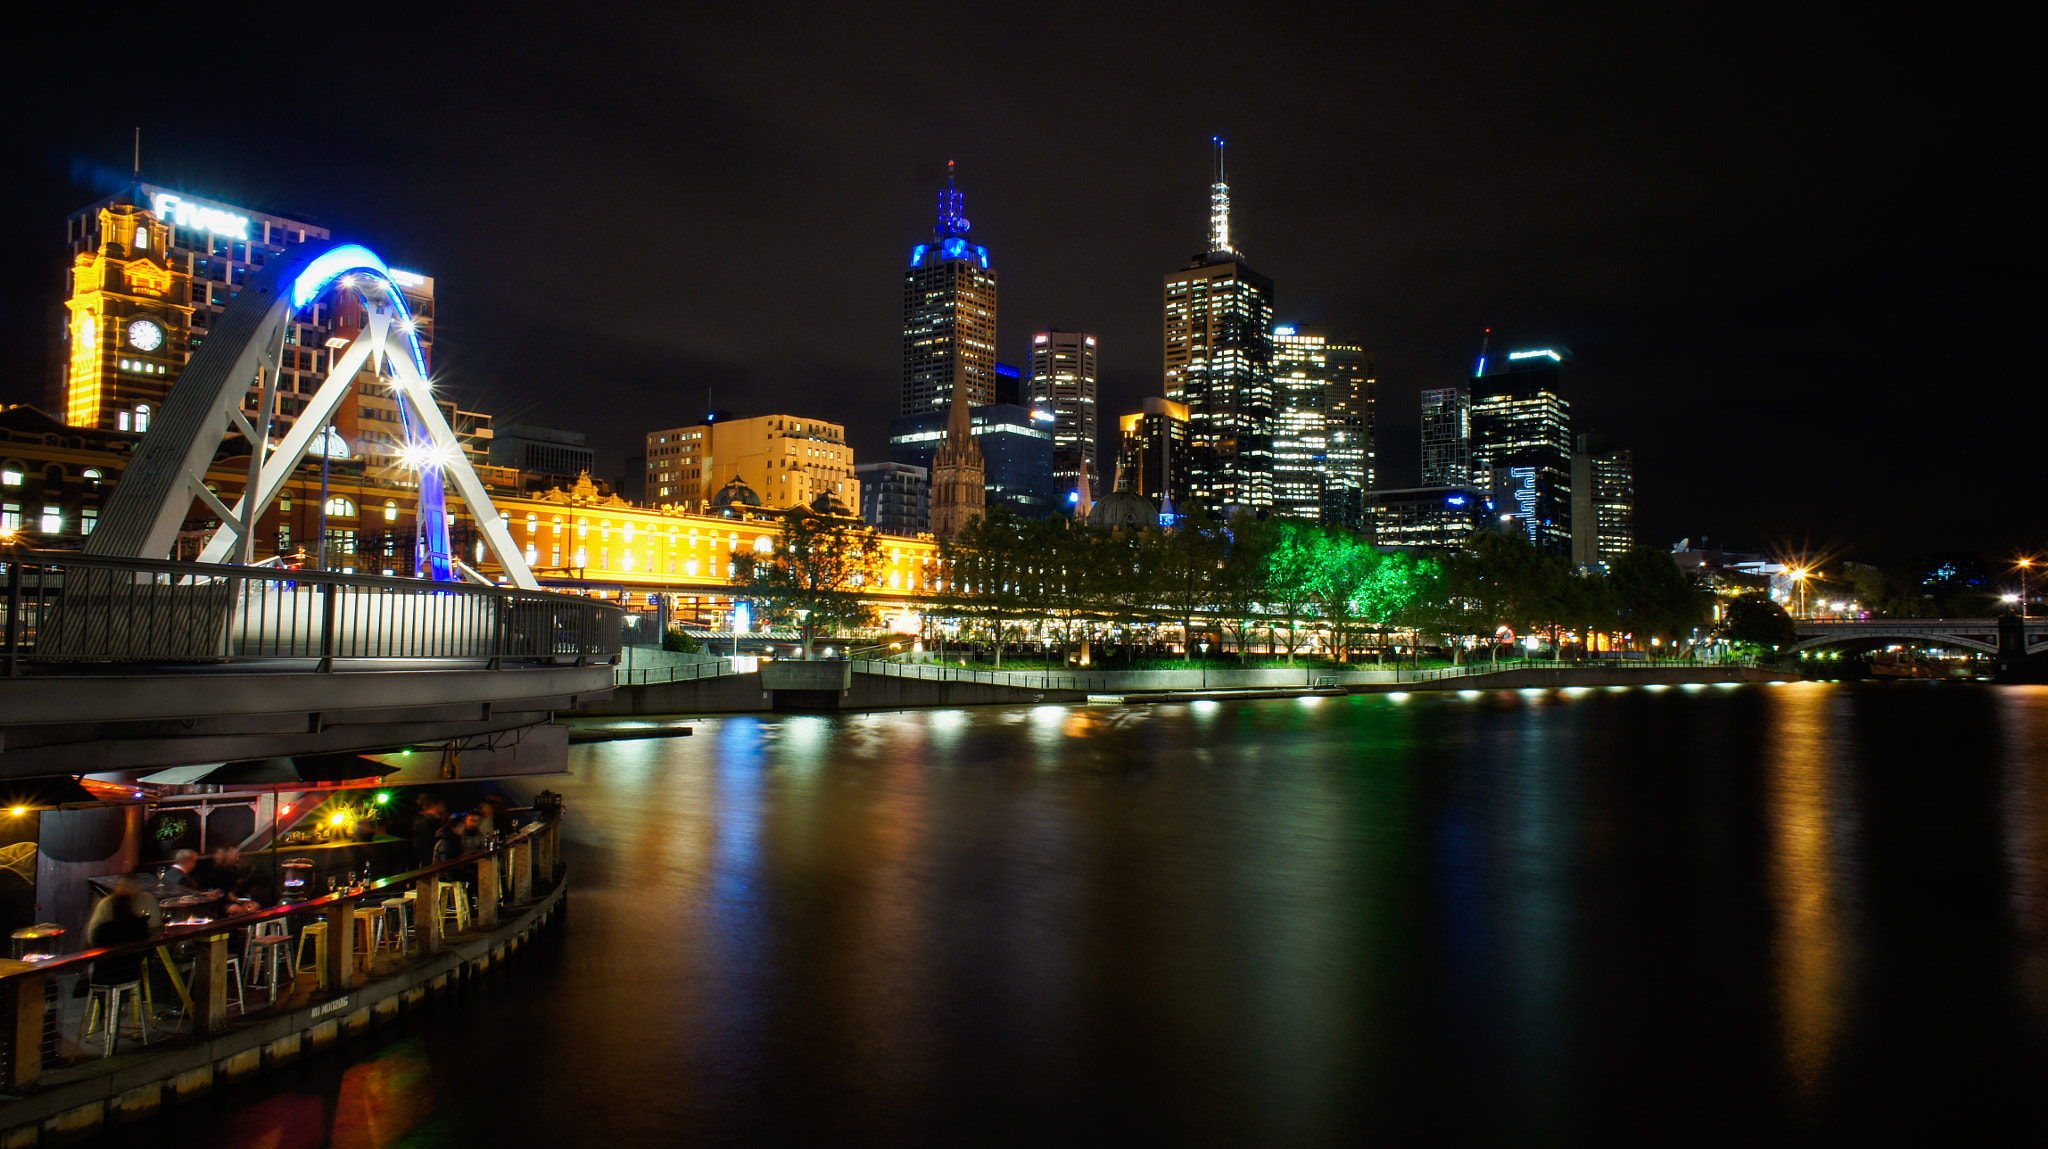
xmin=86 ymin=894 xmax=153 ymax=985
xmin=410 ymin=812 xmax=447 ymax=870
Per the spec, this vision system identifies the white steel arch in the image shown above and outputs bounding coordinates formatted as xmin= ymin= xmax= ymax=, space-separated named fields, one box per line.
xmin=86 ymin=242 xmax=538 ymax=590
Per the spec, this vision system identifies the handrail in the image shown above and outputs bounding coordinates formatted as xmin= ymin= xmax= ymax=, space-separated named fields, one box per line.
xmin=0 ymin=814 xmax=557 ymax=985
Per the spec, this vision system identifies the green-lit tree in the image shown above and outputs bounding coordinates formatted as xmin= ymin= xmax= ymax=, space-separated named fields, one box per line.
xmin=731 ymin=507 xmax=885 ymax=658
xmin=1257 ymin=519 xmax=1321 ymax=662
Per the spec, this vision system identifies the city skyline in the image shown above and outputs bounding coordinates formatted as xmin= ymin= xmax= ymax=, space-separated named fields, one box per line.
xmin=0 ymin=5 xmax=2025 ymax=563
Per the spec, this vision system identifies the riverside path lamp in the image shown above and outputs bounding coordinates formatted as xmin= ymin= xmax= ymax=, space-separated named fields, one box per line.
xmin=2019 ymin=558 xmax=2034 ymax=619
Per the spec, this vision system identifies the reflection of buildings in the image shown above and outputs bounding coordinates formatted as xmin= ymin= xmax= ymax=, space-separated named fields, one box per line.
xmin=902 ymin=168 xmax=998 ymax=417
xmin=1368 ymin=485 xmax=1487 ymax=550
xmin=643 ymin=412 xmax=856 ymax=511
xmin=1570 ymin=431 xmax=1634 ymax=568
xmin=1164 ymin=143 xmax=1274 ymax=513
xmin=856 ymin=461 xmax=930 ymax=535
xmin=889 ymin=402 xmax=1054 ymax=521
xmin=1027 ymin=329 xmax=1099 ymax=504
xmin=1474 ymin=350 xmax=1572 ymax=554
xmin=1116 ymin=397 xmax=1189 ymax=508
xmin=1272 ymin=326 xmax=1374 ymax=530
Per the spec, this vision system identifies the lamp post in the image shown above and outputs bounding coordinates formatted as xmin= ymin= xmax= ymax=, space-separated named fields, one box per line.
xmin=2019 ymin=558 xmax=2033 ymax=620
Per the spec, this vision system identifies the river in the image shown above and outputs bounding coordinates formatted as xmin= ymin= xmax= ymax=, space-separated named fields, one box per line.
xmin=144 ymin=682 xmax=2047 ymax=1145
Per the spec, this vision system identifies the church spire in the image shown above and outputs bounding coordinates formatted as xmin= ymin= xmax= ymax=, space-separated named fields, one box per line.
xmin=929 ymin=360 xmax=986 ymax=538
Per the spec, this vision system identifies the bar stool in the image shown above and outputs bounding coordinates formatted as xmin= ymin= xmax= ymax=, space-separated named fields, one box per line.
xmin=242 ymin=919 xmax=289 ymax=972
xmin=350 ymin=906 xmax=392 ymax=971
xmin=222 ymin=955 xmax=247 ymax=1015
xmin=246 ymin=935 xmax=296 ymax=1005
xmin=80 ymin=980 xmax=152 ymax=1057
xmin=436 ymin=883 xmax=470 ymax=933
xmin=294 ymin=922 xmax=330 ymax=991
xmin=380 ymin=898 xmax=412 ymax=951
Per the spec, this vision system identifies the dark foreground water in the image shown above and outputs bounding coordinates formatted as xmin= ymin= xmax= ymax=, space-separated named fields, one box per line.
xmin=143 ymin=683 xmax=2048 ymax=1146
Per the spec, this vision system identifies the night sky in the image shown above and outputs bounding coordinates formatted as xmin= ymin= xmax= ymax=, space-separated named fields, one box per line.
xmin=0 ymin=6 xmax=2027 ymax=566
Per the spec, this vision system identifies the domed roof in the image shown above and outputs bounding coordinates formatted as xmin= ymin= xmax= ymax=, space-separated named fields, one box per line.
xmin=808 ymin=489 xmax=853 ymax=518
xmin=1088 ymin=489 xmax=1157 ymax=530
xmin=710 ymin=476 xmax=763 ymax=515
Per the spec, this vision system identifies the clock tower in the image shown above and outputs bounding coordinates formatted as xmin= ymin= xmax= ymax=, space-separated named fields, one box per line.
xmin=60 ymin=204 xmax=194 ymax=432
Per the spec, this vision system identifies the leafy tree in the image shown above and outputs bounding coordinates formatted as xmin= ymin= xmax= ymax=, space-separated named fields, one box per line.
xmin=731 ymin=507 xmax=884 ymax=658
xmin=937 ymin=507 xmax=1043 ymax=667
xmin=1257 ymin=519 xmax=1321 ymax=662
xmin=1303 ymin=529 xmax=1382 ymax=661
xmin=1607 ymin=544 xmax=1713 ymax=651
xmin=662 ymin=627 xmax=701 ymax=654
xmin=1715 ymin=594 xmax=1796 ymax=653
xmin=1151 ymin=509 xmax=1229 ymax=658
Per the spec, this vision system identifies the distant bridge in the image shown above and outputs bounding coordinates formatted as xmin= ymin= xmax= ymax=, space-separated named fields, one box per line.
xmin=1790 ymin=617 xmax=2048 ymax=658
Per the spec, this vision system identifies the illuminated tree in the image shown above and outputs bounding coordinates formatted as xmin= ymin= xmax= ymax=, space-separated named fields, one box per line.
xmin=731 ymin=507 xmax=884 ymax=658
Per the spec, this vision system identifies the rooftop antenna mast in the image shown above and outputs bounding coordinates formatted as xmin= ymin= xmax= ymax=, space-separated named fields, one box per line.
xmin=1474 ymin=328 xmax=1492 ymax=379
xmin=132 ymin=127 xmax=140 ymax=177
xmin=1208 ymin=137 xmax=1234 ymax=255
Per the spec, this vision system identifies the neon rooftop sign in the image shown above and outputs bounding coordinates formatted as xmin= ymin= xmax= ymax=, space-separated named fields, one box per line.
xmin=149 ymin=193 xmax=249 ymax=239
xmin=1509 ymin=349 xmax=1562 ymax=361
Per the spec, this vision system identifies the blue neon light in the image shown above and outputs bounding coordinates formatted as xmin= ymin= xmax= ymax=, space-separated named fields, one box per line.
xmin=942 ymin=237 xmax=969 ymax=261
xmin=909 ymin=244 xmax=928 ymax=268
xmin=975 ymin=245 xmax=989 ymax=268
xmin=1447 ymin=495 xmax=1468 ymax=506
xmin=1475 ymin=356 xmax=1486 ymax=377
xmin=289 ymin=244 xmax=390 ymax=310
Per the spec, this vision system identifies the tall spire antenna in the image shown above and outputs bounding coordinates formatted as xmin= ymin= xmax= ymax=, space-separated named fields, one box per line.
xmin=1207 ymin=136 xmax=1234 ymax=255
xmin=132 ymin=127 xmax=140 ymax=177
xmin=1474 ymin=328 xmax=1492 ymax=379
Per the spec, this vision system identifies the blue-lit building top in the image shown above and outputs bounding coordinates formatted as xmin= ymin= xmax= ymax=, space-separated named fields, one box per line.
xmin=888 ymin=402 xmax=1057 ymax=519
xmin=902 ymin=167 xmax=999 ymax=416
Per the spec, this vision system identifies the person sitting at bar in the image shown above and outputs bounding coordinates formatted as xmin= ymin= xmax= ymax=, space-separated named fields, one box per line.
xmin=434 ymin=811 xmax=486 ymax=864
xmin=410 ymin=796 xmax=449 ymax=870
xmin=165 ymin=849 xmax=203 ymax=892
xmin=85 ymin=876 xmax=155 ymax=988
xmin=193 ymin=847 xmax=260 ymax=916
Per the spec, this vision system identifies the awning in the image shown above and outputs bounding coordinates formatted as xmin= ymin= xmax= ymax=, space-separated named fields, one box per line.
xmin=0 ymin=776 xmax=98 ymax=808
xmin=139 ymin=754 xmax=397 ymax=786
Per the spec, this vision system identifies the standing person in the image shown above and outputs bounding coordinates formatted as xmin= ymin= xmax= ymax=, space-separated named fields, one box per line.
xmin=477 ymin=795 xmax=513 ymax=840
xmin=409 ymin=796 xmax=448 ymax=871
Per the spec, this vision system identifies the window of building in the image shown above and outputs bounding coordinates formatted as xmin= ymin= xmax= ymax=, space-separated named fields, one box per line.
xmin=0 ymin=504 xmax=18 ymax=531
xmin=384 ymin=500 xmax=398 ymax=521
xmin=325 ymin=496 xmax=356 ymax=517
xmin=82 ymin=507 xmax=98 ymax=535
xmin=134 ymin=226 xmax=148 ymax=251
xmin=134 ymin=404 xmax=151 ymax=433
xmin=39 ymin=505 xmax=61 ymax=534
xmin=279 ymin=491 xmax=291 ymax=511
xmin=0 ymin=465 xmax=20 ymax=486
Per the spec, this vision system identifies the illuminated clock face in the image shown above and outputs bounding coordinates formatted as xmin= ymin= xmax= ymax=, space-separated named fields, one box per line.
xmin=126 ymin=318 xmax=165 ymax=352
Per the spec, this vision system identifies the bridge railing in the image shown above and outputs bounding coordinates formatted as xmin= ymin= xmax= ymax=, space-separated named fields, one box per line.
xmin=849 ymin=654 xmax=1764 ymax=691
xmin=1 ymin=550 xmax=621 ymax=673
xmin=0 ymin=813 xmax=566 ymax=1091
xmin=613 ymin=658 xmax=739 ymax=686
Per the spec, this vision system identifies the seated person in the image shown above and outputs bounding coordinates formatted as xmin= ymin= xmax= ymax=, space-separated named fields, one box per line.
xmin=85 ymin=876 xmax=155 ymax=986
xmin=192 ymin=847 xmax=262 ymax=916
xmin=164 ymin=849 xmax=203 ymax=892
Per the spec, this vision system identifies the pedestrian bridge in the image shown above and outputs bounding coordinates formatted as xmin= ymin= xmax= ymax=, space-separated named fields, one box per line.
xmin=1789 ymin=617 xmax=2048 ymax=657
xmin=0 ymin=550 xmax=619 ymax=781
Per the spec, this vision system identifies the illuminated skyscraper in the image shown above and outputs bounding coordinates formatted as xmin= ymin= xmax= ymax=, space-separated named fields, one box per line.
xmin=1419 ymin=387 xmax=1471 ymax=488
xmin=1116 ymin=397 xmax=1190 ymax=509
xmin=1163 ymin=140 xmax=1274 ymax=512
xmin=1027 ymin=329 xmax=1099 ymax=504
xmin=1571 ymin=431 xmax=1634 ymax=568
xmin=902 ymin=165 xmax=998 ymax=417
xmin=1473 ymin=349 xmax=1573 ymax=554
xmin=1273 ymin=326 xmax=1375 ymax=530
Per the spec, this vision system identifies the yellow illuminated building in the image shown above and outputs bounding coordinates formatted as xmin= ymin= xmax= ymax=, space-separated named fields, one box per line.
xmin=645 ymin=414 xmax=857 ymax=512
xmin=61 ymin=206 xmax=193 ymax=431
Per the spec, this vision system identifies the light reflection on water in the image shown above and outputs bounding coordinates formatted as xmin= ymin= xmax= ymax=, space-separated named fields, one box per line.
xmin=143 ymin=683 xmax=2048 ymax=1146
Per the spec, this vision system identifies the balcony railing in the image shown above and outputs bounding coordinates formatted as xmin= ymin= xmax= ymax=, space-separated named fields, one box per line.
xmin=2 ymin=550 xmax=621 ymax=674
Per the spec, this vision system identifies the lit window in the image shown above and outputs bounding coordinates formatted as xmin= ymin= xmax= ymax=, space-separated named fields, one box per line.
xmin=134 ymin=404 xmax=151 ymax=432
xmin=325 ymin=496 xmax=356 ymax=517
xmin=81 ymin=507 xmax=98 ymax=535
xmin=384 ymin=500 xmax=398 ymax=521
xmin=0 ymin=467 xmax=20 ymax=487
xmin=0 ymin=504 xmax=18 ymax=531
xmin=134 ymin=226 xmax=148 ymax=251
xmin=40 ymin=505 xmax=61 ymax=533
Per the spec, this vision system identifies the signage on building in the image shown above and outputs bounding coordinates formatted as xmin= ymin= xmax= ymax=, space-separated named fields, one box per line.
xmin=150 ymin=193 xmax=250 ymax=239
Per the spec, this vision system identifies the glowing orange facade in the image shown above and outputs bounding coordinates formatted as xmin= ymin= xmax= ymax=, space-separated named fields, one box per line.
xmin=61 ymin=206 xmax=193 ymax=431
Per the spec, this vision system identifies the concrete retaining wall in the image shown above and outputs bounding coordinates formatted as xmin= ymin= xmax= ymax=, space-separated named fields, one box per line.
xmin=0 ymin=883 xmax=568 ymax=1147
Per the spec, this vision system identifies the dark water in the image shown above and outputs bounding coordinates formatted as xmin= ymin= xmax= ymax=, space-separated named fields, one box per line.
xmin=145 ymin=683 xmax=2048 ymax=1146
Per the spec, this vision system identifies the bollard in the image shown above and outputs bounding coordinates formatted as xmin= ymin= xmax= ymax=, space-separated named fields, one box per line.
xmin=194 ymin=934 xmax=230 ymax=1037
xmin=417 ymin=873 xmax=443 ymax=955
xmin=6 ymin=970 xmax=45 ymax=1090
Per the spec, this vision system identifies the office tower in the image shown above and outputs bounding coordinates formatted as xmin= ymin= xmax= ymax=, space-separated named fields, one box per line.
xmin=1116 ymin=397 xmax=1190 ymax=508
xmin=1472 ymin=348 xmax=1572 ymax=554
xmin=1272 ymin=326 xmax=1375 ymax=530
xmin=902 ymin=165 xmax=998 ymax=417
xmin=643 ymin=413 xmax=856 ymax=511
xmin=1163 ymin=140 xmax=1275 ymax=513
xmin=890 ymin=401 xmax=1055 ymax=521
xmin=855 ymin=462 xmax=931 ymax=535
xmin=928 ymin=376 xmax=987 ymax=538
xmin=1571 ymin=431 xmax=1635 ymax=568
xmin=1419 ymin=387 xmax=1472 ymax=488
xmin=489 ymin=424 xmax=594 ymax=480
xmin=1369 ymin=486 xmax=1488 ymax=550
xmin=1027 ymin=329 xmax=1100 ymax=504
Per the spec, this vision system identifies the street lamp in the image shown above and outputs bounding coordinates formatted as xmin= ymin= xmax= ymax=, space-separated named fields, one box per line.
xmin=1787 ymin=567 xmax=1809 ymax=618
xmin=2018 ymin=558 xmax=2034 ymax=620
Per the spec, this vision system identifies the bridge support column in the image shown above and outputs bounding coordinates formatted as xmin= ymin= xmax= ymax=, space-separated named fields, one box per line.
xmin=324 ymin=896 xmax=357 ymax=992
xmin=511 ymin=839 xmax=533 ymax=903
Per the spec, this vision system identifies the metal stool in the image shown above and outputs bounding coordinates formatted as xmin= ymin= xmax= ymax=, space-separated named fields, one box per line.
xmin=380 ymin=898 xmax=412 ymax=950
xmin=350 ymin=907 xmax=389 ymax=971
xmin=295 ymin=922 xmax=330 ymax=990
xmin=246 ymin=935 xmax=296 ymax=1004
xmin=242 ymin=919 xmax=288 ymax=970
xmin=436 ymin=883 xmax=471 ymax=933
xmin=80 ymin=980 xmax=152 ymax=1057
xmin=221 ymin=956 xmax=247 ymax=1015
